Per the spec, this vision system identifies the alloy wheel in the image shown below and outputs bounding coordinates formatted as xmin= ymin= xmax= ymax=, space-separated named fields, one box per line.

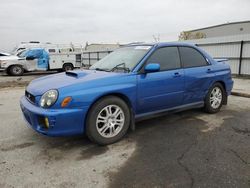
xmin=210 ymin=86 xmax=222 ymax=109
xmin=96 ymin=105 xmax=125 ymax=138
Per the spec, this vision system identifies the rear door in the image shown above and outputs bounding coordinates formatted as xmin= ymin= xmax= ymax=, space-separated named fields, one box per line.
xmin=137 ymin=46 xmax=185 ymax=114
xmin=179 ymin=46 xmax=214 ymax=104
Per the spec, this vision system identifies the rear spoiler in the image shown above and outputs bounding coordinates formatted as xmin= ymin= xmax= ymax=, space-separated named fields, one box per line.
xmin=214 ymin=58 xmax=228 ymax=63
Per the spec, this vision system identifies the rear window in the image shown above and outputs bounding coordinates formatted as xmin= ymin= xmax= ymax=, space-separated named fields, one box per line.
xmin=179 ymin=47 xmax=207 ymax=68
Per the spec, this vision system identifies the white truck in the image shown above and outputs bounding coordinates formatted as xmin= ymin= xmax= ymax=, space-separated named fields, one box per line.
xmin=0 ymin=47 xmax=82 ymax=76
xmin=12 ymin=41 xmax=83 ymax=54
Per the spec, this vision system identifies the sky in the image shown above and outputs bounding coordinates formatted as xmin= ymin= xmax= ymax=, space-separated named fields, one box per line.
xmin=0 ymin=0 xmax=249 ymax=52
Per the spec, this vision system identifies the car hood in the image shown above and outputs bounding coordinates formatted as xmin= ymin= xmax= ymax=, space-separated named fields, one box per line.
xmin=26 ymin=70 xmax=124 ymax=96
xmin=0 ymin=55 xmax=22 ymax=61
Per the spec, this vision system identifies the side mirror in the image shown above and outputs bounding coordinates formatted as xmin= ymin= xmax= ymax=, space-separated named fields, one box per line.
xmin=26 ymin=56 xmax=35 ymax=60
xmin=144 ymin=63 xmax=160 ymax=73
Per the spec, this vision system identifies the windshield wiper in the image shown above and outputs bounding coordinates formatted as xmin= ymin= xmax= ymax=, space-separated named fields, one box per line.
xmin=110 ymin=63 xmax=130 ymax=73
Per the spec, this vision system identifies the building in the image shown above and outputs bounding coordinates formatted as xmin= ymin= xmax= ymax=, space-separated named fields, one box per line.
xmin=179 ymin=21 xmax=250 ymax=40
xmin=179 ymin=21 xmax=250 ymax=75
xmin=81 ymin=43 xmax=120 ymax=67
xmin=84 ymin=43 xmax=120 ymax=52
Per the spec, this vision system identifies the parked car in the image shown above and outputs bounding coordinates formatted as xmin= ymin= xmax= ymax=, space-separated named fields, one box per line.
xmin=0 ymin=51 xmax=21 ymax=61
xmin=20 ymin=42 xmax=233 ymax=145
xmin=0 ymin=52 xmax=22 ymax=74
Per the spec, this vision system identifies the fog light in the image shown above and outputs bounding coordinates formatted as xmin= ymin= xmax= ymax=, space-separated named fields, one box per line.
xmin=44 ymin=117 xmax=50 ymax=128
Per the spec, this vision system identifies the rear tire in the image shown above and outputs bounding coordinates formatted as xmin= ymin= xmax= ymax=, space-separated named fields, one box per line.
xmin=63 ymin=63 xmax=74 ymax=71
xmin=204 ymin=83 xmax=225 ymax=114
xmin=86 ymin=96 xmax=130 ymax=145
xmin=8 ymin=65 xmax=24 ymax=76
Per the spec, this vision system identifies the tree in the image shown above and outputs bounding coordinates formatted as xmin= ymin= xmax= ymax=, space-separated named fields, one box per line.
xmin=179 ymin=31 xmax=206 ymax=40
xmin=178 ymin=31 xmax=192 ymax=40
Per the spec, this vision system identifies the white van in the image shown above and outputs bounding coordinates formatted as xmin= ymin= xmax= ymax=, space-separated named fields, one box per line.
xmin=12 ymin=41 xmax=83 ymax=54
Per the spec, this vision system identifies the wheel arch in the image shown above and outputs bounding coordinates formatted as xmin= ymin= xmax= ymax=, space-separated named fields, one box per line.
xmin=64 ymin=62 xmax=74 ymax=65
xmin=212 ymin=80 xmax=227 ymax=105
xmin=7 ymin=64 xmax=25 ymax=75
xmin=62 ymin=63 xmax=74 ymax=69
xmin=7 ymin=64 xmax=25 ymax=70
xmin=84 ymin=92 xmax=135 ymax=132
xmin=215 ymin=80 xmax=226 ymax=90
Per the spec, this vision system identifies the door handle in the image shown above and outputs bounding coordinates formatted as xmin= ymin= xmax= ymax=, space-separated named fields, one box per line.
xmin=207 ymin=68 xmax=212 ymax=73
xmin=173 ymin=72 xmax=181 ymax=77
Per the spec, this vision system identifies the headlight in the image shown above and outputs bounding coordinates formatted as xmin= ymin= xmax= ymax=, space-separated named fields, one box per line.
xmin=40 ymin=89 xmax=58 ymax=108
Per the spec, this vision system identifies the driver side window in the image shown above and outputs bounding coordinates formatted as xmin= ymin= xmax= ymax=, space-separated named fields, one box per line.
xmin=146 ymin=47 xmax=181 ymax=71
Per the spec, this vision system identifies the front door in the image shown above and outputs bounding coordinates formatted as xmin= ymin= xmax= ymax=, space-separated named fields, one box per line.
xmin=137 ymin=46 xmax=185 ymax=114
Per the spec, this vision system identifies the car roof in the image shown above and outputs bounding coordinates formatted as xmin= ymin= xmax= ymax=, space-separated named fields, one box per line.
xmin=155 ymin=42 xmax=196 ymax=48
xmin=126 ymin=42 xmax=197 ymax=48
xmin=28 ymin=48 xmax=45 ymax=50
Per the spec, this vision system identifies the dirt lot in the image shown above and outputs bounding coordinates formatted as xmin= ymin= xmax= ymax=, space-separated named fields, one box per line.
xmin=0 ymin=86 xmax=250 ymax=188
xmin=0 ymin=71 xmax=57 ymax=88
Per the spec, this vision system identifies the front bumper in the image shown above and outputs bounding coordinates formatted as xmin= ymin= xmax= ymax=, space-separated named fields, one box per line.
xmin=0 ymin=63 xmax=8 ymax=70
xmin=20 ymin=96 xmax=88 ymax=136
xmin=0 ymin=68 xmax=6 ymax=71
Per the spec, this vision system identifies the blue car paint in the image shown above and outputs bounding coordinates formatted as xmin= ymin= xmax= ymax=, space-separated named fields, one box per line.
xmin=20 ymin=42 xmax=233 ymax=136
xmin=20 ymin=96 xmax=85 ymax=135
xmin=137 ymin=68 xmax=185 ymax=113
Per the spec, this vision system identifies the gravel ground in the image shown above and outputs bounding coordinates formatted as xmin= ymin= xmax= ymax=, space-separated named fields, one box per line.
xmin=233 ymin=78 xmax=250 ymax=96
xmin=0 ymin=87 xmax=249 ymax=188
xmin=0 ymin=71 xmax=57 ymax=88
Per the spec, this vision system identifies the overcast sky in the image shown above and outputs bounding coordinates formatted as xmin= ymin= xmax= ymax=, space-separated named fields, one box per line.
xmin=0 ymin=0 xmax=249 ymax=51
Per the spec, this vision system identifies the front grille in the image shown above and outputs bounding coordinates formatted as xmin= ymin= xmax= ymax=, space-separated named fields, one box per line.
xmin=25 ymin=91 xmax=36 ymax=104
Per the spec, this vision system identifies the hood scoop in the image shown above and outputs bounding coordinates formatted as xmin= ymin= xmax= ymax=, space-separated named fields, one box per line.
xmin=65 ymin=71 xmax=78 ymax=77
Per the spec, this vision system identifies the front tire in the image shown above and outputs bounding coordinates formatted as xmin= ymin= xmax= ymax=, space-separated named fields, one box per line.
xmin=204 ymin=83 xmax=225 ymax=114
xmin=8 ymin=65 xmax=24 ymax=76
xmin=86 ymin=96 xmax=130 ymax=145
xmin=63 ymin=63 xmax=74 ymax=71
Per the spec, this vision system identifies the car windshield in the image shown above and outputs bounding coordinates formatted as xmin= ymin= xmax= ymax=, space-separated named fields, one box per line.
xmin=17 ymin=50 xmax=27 ymax=58
xmin=89 ymin=46 xmax=152 ymax=72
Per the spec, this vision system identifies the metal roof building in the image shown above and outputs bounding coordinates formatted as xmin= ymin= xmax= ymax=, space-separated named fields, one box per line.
xmin=180 ymin=21 xmax=250 ymax=75
xmin=182 ymin=21 xmax=250 ymax=40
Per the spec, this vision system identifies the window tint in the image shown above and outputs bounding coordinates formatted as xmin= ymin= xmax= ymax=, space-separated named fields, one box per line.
xmin=146 ymin=47 xmax=180 ymax=71
xmin=179 ymin=47 xmax=207 ymax=68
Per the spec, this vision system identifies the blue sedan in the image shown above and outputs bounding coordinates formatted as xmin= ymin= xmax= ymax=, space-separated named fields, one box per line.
xmin=20 ymin=42 xmax=233 ymax=145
